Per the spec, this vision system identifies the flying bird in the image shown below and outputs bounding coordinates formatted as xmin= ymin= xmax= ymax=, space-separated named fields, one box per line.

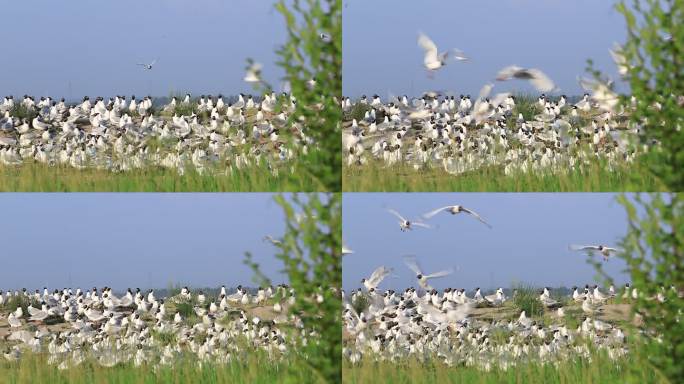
xmin=578 ymin=76 xmax=619 ymax=111
xmin=361 ymin=266 xmax=393 ymax=291
xmin=609 ymin=43 xmax=629 ymax=77
xmin=417 ymin=32 xmax=467 ymax=72
xmin=404 ymin=256 xmax=453 ymax=291
xmin=570 ymin=244 xmax=621 ymax=260
xmin=495 ymin=65 xmax=555 ymax=92
xmin=387 ymin=209 xmax=431 ymax=232
xmin=422 ymin=205 xmax=492 ymax=229
xmin=137 ymin=59 xmax=157 ymax=70
xmin=263 ymin=235 xmax=282 ymax=246
xmin=244 ymin=62 xmax=263 ymax=83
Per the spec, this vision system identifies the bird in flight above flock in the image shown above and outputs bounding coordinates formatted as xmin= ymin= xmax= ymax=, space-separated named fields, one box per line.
xmin=137 ymin=59 xmax=157 ymax=70
xmin=422 ymin=205 xmax=492 ymax=229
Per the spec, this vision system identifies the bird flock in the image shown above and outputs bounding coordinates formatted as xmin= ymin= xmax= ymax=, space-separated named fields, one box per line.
xmin=0 ymin=92 xmax=315 ymax=176
xmin=342 ymin=202 xmax=646 ymax=370
xmin=0 ymin=284 xmax=318 ymax=369
xmin=342 ymin=32 xmax=654 ymax=177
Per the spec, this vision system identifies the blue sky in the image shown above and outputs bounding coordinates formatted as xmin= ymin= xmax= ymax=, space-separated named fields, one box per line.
xmin=343 ymin=193 xmax=630 ymax=291
xmin=343 ymin=0 xmax=626 ymax=97
xmin=0 ymin=194 xmax=289 ymax=291
xmin=1 ymin=1 xmax=285 ymax=99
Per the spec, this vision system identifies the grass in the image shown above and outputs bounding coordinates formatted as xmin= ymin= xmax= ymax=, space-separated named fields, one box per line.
xmin=0 ymin=162 xmax=322 ymax=192
xmin=7 ymin=105 xmax=38 ymax=121
xmin=342 ymin=158 xmax=660 ymax=192
xmin=0 ymin=295 xmax=38 ymax=317
xmin=342 ymin=349 xmax=667 ymax=384
xmin=344 ymin=103 xmax=372 ymax=123
xmin=512 ymin=285 xmax=544 ymax=317
xmin=0 ymin=351 xmax=316 ymax=384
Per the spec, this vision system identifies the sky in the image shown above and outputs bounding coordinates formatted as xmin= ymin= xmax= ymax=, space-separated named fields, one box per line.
xmin=343 ymin=193 xmax=630 ymax=291
xmin=343 ymin=0 xmax=626 ymax=97
xmin=1 ymin=1 xmax=285 ymax=99
xmin=0 ymin=194 xmax=290 ymax=291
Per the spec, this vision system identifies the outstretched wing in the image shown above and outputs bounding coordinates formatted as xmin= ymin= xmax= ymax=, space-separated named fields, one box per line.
xmin=418 ymin=33 xmax=438 ymax=55
xmin=570 ymin=244 xmax=600 ymax=251
xmin=387 ymin=208 xmax=407 ymax=222
xmin=422 ymin=206 xmax=452 ymax=220
xmin=525 ymin=68 xmax=555 ymax=92
xmin=368 ymin=266 xmax=392 ymax=287
xmin=418 ymin=32 xmax=438 ymax=63
xmin=425 ymin=268 xmax=454 ymax=279
xmin=461 ymin=207 xmax=492 ymax=229
xmin=403 ymin=256 xmax=423 ymax=276
xmin=412 ymin=221 xmax=432 ymax=229
xmin=496 ymin=65 xmax=523 ymax=81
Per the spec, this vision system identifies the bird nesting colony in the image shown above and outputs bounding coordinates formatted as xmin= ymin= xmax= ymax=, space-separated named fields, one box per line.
xmin=342 ymin=33 xmax=654 ymax=189
xmin=342 ymin=87 xmax=648 ymax=178
xmin=0 ymin=92 xmax=314 ymax=176
xmin=0 ymin=284 xmax=319 ymax=370
xmin=342 ymin=275 xmax=675 ymax=371
xmin=339 ymin=201 xmax=674 ymax=372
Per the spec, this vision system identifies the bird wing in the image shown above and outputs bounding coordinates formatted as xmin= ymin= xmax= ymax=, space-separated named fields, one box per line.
xmin=368 ymin=266 xmax=392 ymax=287
xmin=490 ymin=92 xmax=511 ymax=108
xmin=479 ymin=83 xmax=494 ymax=100
xmin=446 ymin=303 xmax=472 ymax=322
xmin=526 ymin=68 xmax=555 ymax=92
xmin=412 ymin=221 xmax=432 ymax=229
xmin=418 ymin=302 xmax=446 ymax=323
xmin=609 ymin=44 xmax=628 ymax=75
xmin=387 ymin=209 xmax=407 ymax=222
xmin=604 ymin=247 xmax=621 ymax=253
xmin=403 ymin=256 xmax=423 ymax=276
xmin=425 ymin=268 xmax=454 ymax=280
xmin=422 ymin=206 xmax=452 ymax=219
xmin=150 ymin=59 xmax=157 ymax=66
xmin=461 ymin=207 xmax=492 ymax=228
xmin=570 ymin=244 xmax=600 ymax=251
xmin=417 ymin=33 xmax=439 ymax=62
xmin=451 ymin=49 xmax=468 ymax=61
xmin=495 ymin=65 xmax=523 ymax=81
